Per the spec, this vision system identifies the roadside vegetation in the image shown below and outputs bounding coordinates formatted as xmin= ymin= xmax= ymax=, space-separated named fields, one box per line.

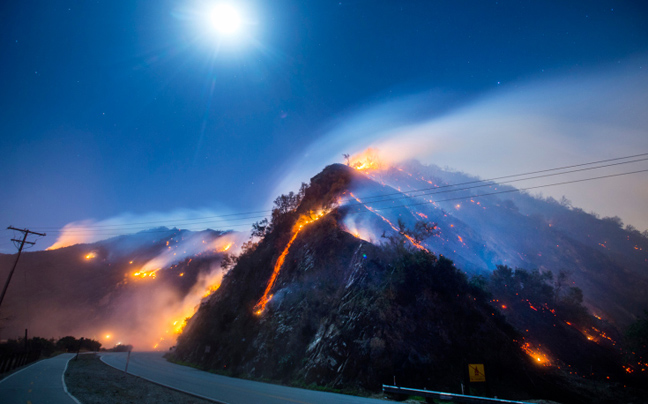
xmin=65 ymin=354 xmax=215 ymax=404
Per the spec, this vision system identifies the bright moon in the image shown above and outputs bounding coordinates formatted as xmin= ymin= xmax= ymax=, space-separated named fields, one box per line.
xmin=209 ymin=4 xmax=242 ymax=35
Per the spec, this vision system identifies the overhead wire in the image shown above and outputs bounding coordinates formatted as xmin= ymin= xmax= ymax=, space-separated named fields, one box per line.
xmin=34 ymin=152 xmax=648 ymax=232
xmin=28 ymin=152 xmax=648 ymax=235
xmin=343 ymin=155 xmax=648 ymax=204
xmin=352 ymin=168 xmax=648 ymax=213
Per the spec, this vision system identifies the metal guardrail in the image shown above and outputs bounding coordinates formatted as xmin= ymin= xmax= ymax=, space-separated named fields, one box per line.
xmin=382 ymin=385 xmax=532 ymax=404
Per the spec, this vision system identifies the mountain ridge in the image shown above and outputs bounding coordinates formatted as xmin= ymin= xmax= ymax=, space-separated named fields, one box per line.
xmin=174 ymin=163 xmax=648 ymax=402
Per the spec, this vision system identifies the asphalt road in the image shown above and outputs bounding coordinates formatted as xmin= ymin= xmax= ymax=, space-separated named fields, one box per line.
xmin=0 ymin=353 xmax=79 ymax=404
xmin=101 ymin=351 xmax=390 ymax=404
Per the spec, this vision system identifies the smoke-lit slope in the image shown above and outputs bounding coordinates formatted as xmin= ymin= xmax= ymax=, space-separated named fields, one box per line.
xmin=0 ymin=227 xmax=240 ymax=349
xmin=345 ymin=159 xmax=648 ymax=328
xmin=175 ymin=163 xmax=647 ymax=401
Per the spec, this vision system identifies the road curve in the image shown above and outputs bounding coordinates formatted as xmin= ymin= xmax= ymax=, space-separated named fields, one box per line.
xmin=0 ymin=353 xmax=79 ymax=404
xmin=101 ymin=351 xmax=389 ymax=404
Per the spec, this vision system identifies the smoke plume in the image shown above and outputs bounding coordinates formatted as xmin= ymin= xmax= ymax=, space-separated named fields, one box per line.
xmin=277 ymin=57 xmax=648 ymax=229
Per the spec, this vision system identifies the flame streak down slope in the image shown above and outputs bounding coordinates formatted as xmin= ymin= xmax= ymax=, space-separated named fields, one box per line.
xmin=349 ymin=192 xmax=427 ymax=251
xmin=253 ymin=211 xmax=328 ymax=315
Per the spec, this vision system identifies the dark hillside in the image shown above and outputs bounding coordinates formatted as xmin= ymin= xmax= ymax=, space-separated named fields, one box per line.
xmin=175 ymin=164 xmax=646 ymax=402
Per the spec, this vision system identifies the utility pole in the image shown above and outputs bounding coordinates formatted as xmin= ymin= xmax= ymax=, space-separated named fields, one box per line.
xmin=0 ymin=227 xmax=46 ymax=309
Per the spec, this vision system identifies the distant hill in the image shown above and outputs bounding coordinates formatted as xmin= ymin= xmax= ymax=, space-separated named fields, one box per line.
xmin=0 ymin=227 xmax=237 ymax=349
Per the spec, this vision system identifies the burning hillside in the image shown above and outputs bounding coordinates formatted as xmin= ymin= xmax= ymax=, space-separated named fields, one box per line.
xmin=0 ymin=227 xmax=245 ymax=350
xmin=2 ymin=155 xmax=647 ymax=401
xmin=342 ymin=151 xmax=648 ymax=328
xmin=174 ymin=162 xmax=648 ymax=402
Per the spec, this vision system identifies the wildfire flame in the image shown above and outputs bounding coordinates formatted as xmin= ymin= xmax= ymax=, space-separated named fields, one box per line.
xmin=202 ymin=283 xmax=221 ymax=298
xmin=156 ymin=266 xmax=226 ymax=346
xmin=84 ymin=252 xmax=97 ymax=260
xmin=349 ymin=148 xmax=386 ymax=172
xmin=131 ymin=236 xmax=238 ymax=279
xmin=253 ymin=210 xmax=329 ymax=315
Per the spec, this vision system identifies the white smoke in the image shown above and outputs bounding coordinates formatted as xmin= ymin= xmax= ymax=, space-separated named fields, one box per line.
xmin=47 ymin=208 xmax=255 ymax=250
xmin=277 ymin=56 xmax=648 ymax=229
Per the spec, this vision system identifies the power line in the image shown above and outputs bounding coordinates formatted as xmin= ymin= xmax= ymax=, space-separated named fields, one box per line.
xmin=347 ymin=168 xmax=648 ymax=214
xmin=347 ymin=156 xmax=648 ymax=204
xmin=32 ymin=210 xmax=273 ymax=231
xmin=35 ymin=153 xmax=647 ymax=233
xmin=38 ymin=213 xmax=271 ymax=233
xmin=34 ymin=167 xmax=648 ymax=237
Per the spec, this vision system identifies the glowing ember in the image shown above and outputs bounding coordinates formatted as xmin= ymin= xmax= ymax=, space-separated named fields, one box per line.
xmin=132 ymin=270 xmax=158 ymax=279
xmin=253 ymin=210 xmax=328 ymax=315
xmin=84 ymin=252 xmax=97 ymax=260
xmin=520 ymin=342 xmax=552 ymax=366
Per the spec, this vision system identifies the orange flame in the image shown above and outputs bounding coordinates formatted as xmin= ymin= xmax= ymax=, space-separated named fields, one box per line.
xmin=202 ymin=283 xmax=222 ymax=298
xmin=132 ymin=270 xmax=158 ymax=279
xmin=84 ymin=252 xmax=97 ymax=260
xmin=349 ymin=148 xmax=386 ymax=172
xmin=521 ymin=342 xmax=552 ymax=366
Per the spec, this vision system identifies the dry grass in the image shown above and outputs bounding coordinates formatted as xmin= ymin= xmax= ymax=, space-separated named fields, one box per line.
xmin=65 ymin=354 xmax=216 ymax=404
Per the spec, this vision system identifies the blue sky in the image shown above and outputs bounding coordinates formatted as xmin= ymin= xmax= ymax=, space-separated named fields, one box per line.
xmin=1 ymin=1 xmax=647 ymax=251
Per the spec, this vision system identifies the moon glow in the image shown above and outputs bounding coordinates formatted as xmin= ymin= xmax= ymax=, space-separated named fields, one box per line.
xmin=209 ymin=4 xmax=242 ymax=35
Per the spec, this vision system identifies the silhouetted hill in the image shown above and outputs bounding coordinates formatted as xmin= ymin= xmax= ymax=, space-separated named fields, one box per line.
xmin=175 ymin=163 xmax=648 ymax=403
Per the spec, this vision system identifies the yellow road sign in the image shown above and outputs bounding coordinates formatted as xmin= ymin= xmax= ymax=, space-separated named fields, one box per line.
xmin=468 ymin=363 xmax=486 ymax=382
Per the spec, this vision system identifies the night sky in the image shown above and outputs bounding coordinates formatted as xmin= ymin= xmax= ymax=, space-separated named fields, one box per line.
xmin=2 ymin=1 xmax=647 ymax=252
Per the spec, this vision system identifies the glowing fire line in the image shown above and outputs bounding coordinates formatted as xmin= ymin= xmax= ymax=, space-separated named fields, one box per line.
xmin=253 ymin=230 xmax=300 ymax=316
xmin=253 ymin=211 xmax=328 ymax=315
